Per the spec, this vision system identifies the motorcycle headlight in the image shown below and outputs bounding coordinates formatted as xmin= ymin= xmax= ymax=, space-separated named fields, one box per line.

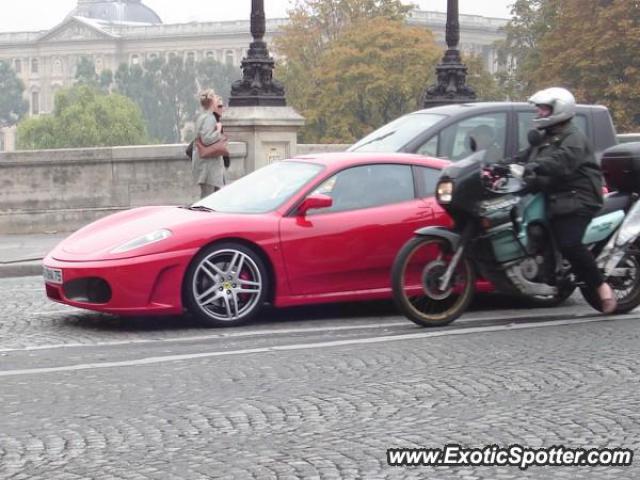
xmin=436 ymin=181 xmax=454 ymax=204
xmin=111 ymin=229 xmax=173 ymax=254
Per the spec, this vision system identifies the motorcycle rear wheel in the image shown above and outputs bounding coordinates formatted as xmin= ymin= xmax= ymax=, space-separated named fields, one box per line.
xmin=391 ymin=235 xmax=476 ymax=327
xmin=581 ymin=253 xmax=640 ymax=314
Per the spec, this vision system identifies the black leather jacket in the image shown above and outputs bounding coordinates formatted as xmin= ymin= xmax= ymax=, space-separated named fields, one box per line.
xmin=517 ymin=121 xmax=604 ymax=217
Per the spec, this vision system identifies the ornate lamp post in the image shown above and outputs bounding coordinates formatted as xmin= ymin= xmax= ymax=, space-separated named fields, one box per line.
xmin=229 ymin=0 xmax=286 ymax=107
xmin=423 ymin=0 xmax=476 ymax=108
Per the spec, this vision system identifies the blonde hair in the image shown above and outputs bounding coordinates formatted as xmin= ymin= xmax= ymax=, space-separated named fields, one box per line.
xmin=199 ymin=88 xmax=216 ymax=109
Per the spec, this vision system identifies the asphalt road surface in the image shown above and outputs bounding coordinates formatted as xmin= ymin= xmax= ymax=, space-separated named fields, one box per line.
xmin=1 ymin=276 xmax=639 ymax=479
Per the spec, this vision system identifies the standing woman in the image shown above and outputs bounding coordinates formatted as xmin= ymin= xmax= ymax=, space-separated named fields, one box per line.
xmin=213 ymin=95 xmax=231 ymax=171
xmin=192 ymin=89 xmax=224 ymax=198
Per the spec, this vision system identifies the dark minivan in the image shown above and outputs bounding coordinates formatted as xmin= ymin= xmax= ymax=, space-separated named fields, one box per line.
xmin=348 ymin=102 xmax=618 ymax=162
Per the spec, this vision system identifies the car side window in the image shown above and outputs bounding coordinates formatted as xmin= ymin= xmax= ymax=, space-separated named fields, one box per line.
xmin=416 ymin=113 xmax=508 ymax=162
xmin=517 ymin=112 xmax=588 ymax=151
xmin=310 ymin=164 xmax=415 ymax=213
xmin=415 ymin=166 xmax=441 ymax=198
xmin=416 ymin=135 xmax=438 ymax=157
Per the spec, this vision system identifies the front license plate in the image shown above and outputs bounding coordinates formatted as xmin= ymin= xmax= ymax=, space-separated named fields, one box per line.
xmin=43 ymin=266 xmax=63 ymax=284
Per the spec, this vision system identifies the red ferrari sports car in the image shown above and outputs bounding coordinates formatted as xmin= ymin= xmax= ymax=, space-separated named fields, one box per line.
xmin=44 ymin=152 xmax=482 ymax=326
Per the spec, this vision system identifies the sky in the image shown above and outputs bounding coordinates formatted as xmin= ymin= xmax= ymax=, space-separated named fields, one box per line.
xmin=0 ymin=1 xmax=512 ymax=33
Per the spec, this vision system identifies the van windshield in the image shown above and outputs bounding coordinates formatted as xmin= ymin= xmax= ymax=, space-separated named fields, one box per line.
xmin=348 ymin=113 xmax=446 ymax=153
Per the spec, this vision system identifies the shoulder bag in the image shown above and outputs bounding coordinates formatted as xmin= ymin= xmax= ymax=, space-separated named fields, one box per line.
xmin=196 ymin=134 xmax=229 ymax=158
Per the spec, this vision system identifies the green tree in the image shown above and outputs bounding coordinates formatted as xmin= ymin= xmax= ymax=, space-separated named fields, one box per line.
xmin=116 ymin=59 xmax=178 ymax=143
xmin=16 ymin=85 xmax=148 ymax=149
xmin=464 ymin=54 xmax=503 ymax=102
xmin=160 ymin=56 xmax=198 ymax=142
xmin=0 ymin=60 xmax=28 ymax=127
xmin=274 ymin=0 xmax=418 ymax=141
xmin=302 ymin=17 xmax=441 ymax=143
xmin=196 ymin=58 xmax=241 ymax=103
xmin=75 ymin=57 xmax=112 ymax=91
xmin=116 ymin=56 xmax=237 ymax=143
xmin=534 ymin=0 xmax=640 ymax=131
xmin=494 ymin=0 xmax=560 ymax=99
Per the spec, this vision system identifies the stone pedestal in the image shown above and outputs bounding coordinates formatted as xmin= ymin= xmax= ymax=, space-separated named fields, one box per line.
xmin=0 ymin=126 xmax=16 ymax=152
xmin=223 ymin=106 xmax=304 ymax=175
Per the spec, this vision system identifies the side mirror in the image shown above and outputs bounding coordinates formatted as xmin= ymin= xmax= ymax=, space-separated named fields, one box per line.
xmin=297 ymin=193 xmax=332 ymax=215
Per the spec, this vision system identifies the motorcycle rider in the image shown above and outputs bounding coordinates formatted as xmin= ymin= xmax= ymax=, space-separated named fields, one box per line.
xmin=516 ymin=87 xmax=616 ymax=313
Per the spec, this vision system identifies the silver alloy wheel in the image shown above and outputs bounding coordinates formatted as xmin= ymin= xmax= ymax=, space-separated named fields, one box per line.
xmin=191 ymin=248 xmax=263 ymax=322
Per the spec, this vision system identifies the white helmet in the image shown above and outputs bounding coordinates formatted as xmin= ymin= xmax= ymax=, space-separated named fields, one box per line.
xmin=528 ymin=87 xmax=576 ymax=129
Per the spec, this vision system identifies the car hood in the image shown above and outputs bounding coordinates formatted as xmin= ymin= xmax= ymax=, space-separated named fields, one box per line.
xmin=51 ymin=206 xmax=239 ymax=261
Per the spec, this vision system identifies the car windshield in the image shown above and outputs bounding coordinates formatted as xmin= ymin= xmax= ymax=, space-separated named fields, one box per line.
xmin=192 ymin=161 xmax=324 ymax=213
xmin=348 ymin=112 xmax=446 ymax=152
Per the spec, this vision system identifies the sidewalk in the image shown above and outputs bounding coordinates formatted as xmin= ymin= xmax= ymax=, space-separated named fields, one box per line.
xmin=0 ymin=234 xmax=67 ymax=278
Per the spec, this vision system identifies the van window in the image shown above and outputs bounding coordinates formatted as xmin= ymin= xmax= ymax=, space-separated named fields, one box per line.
xmin=417 ymin=113 xmax=508 ymax=162
xmin=517 ymin=112 xmax=588 ymax=151
xmin=348 ymin=113 xmax=445 ymax=153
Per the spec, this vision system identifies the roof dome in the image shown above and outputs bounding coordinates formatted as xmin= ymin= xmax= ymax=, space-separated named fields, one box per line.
xmin=69 ymin=0 xmax=162 ymax=24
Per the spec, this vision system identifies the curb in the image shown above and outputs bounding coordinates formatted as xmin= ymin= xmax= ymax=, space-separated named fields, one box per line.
xmin=0 ymin=261 xmax=43 ymax=279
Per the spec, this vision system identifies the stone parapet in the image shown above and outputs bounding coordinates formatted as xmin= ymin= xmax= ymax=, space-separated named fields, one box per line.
xmin=0 ymin=141 xmax=351 ymax=234
xmin=0 ymin=143 xmax=247 ymax=234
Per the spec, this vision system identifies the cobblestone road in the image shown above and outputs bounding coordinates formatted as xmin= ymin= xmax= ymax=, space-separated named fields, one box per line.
xmin=1 ymin=277 xmax=640 ymax=479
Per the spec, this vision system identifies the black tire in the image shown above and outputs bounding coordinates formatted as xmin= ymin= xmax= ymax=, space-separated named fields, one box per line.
xmin=183 ymin=242 xmax=268 ymax=327
xmin=391 ymin=235 xmax=476 ymax=327
xmin=581 ymin=253 xmax=640 ymax=314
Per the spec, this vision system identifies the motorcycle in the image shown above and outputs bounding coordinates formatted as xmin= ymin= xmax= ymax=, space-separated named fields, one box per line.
xmin=391 ymin=147 xmax=640 ymax=327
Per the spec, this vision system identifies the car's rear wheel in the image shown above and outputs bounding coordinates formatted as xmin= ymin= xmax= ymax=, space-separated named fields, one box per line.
xmin=183 ymin=242 xmax=268 ymax=327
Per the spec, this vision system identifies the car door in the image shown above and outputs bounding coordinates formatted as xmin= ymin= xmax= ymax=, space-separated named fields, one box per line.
xmin=279 ymin=163 xmax=437 ymax=296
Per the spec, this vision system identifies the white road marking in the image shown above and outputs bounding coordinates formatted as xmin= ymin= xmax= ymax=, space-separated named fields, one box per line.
xmin=0 ymin=315 xmax=625 ymax=378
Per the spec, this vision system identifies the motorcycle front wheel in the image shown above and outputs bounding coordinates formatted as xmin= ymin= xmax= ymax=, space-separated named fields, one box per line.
xmin=391 ymin=235 xmax=476 ymax=327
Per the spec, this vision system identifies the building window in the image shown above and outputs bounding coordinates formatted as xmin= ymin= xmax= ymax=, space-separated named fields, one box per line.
xmin=14 ymin=59 xmax=21 ymax=73
xmin=31 ymin=91 xmax=39 ymax=115
xmin=31 ymin=58 xmax=39 ymax=74
xmin=206 ymin=51 xmax=215 ymax=59
xmin=187 ymin=51 xmax=196 ymax=63
xmin=53 ymin=59 xmax=63 ymax=75
xmin=149 ymin=53 xmax=158 ymax=60
xmin=225 ymin=51 xmax=234 ymax=66
xmin=95 ymin=58 xmax=103 ymax=72
xmin=0 ymin=133 xmax=4 ymax=152
xmin=131 ymin=54 xmax=139 ymax=65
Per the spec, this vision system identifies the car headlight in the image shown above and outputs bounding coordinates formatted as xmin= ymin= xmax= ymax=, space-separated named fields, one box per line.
xmin=436 ymin=181 xmax=454 ymax=204
xmin=111 ymin=229 xmax=173 ymax=254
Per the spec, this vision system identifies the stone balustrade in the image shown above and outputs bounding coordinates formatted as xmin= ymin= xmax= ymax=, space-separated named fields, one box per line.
xmin=0 ymin=142 xmax=350 ymax=234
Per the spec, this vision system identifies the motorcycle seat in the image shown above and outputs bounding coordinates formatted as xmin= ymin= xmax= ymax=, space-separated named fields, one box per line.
xmin=596 ymin=191 xmax=633 ymax=217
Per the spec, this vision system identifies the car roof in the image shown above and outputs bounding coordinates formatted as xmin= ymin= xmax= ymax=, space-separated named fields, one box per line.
xmin=288 ymin=151 xmax=450 ymax=170
xmin=408 ymin=101 xmax=610 ymax=115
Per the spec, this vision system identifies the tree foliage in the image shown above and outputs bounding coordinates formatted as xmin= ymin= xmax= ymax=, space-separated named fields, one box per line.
xmin=463 ymin=54 xmax=503 ymax=102
xmin=494 ymin=0 xmax=560 ymax=99
xmin=533 ymin=0 xmax=640 ymax=132
xmin=300 ymin=17 xmax=441 ymax=143
xmin=75 ymin=57 xmax=113 ymax=91
xmin=115 ymin=56 xmax=239 ymax=143
xmin=16 ymin=85 xmax=148 ymax=149
xmin=0 ymin=60 xmax=28 ymax=127
xmin=195 ymin=58 xmax=241 ymax=104
xmin=275 ymin=0 xmax=436 ymax=143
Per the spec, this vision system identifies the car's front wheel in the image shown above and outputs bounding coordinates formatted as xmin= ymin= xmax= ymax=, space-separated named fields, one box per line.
xmin=183 ymin=242 xmax=268 ymax=327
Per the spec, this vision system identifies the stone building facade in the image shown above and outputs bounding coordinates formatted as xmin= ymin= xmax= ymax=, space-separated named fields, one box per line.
xmin=0 ymin=0 xmax=507 ymax=151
